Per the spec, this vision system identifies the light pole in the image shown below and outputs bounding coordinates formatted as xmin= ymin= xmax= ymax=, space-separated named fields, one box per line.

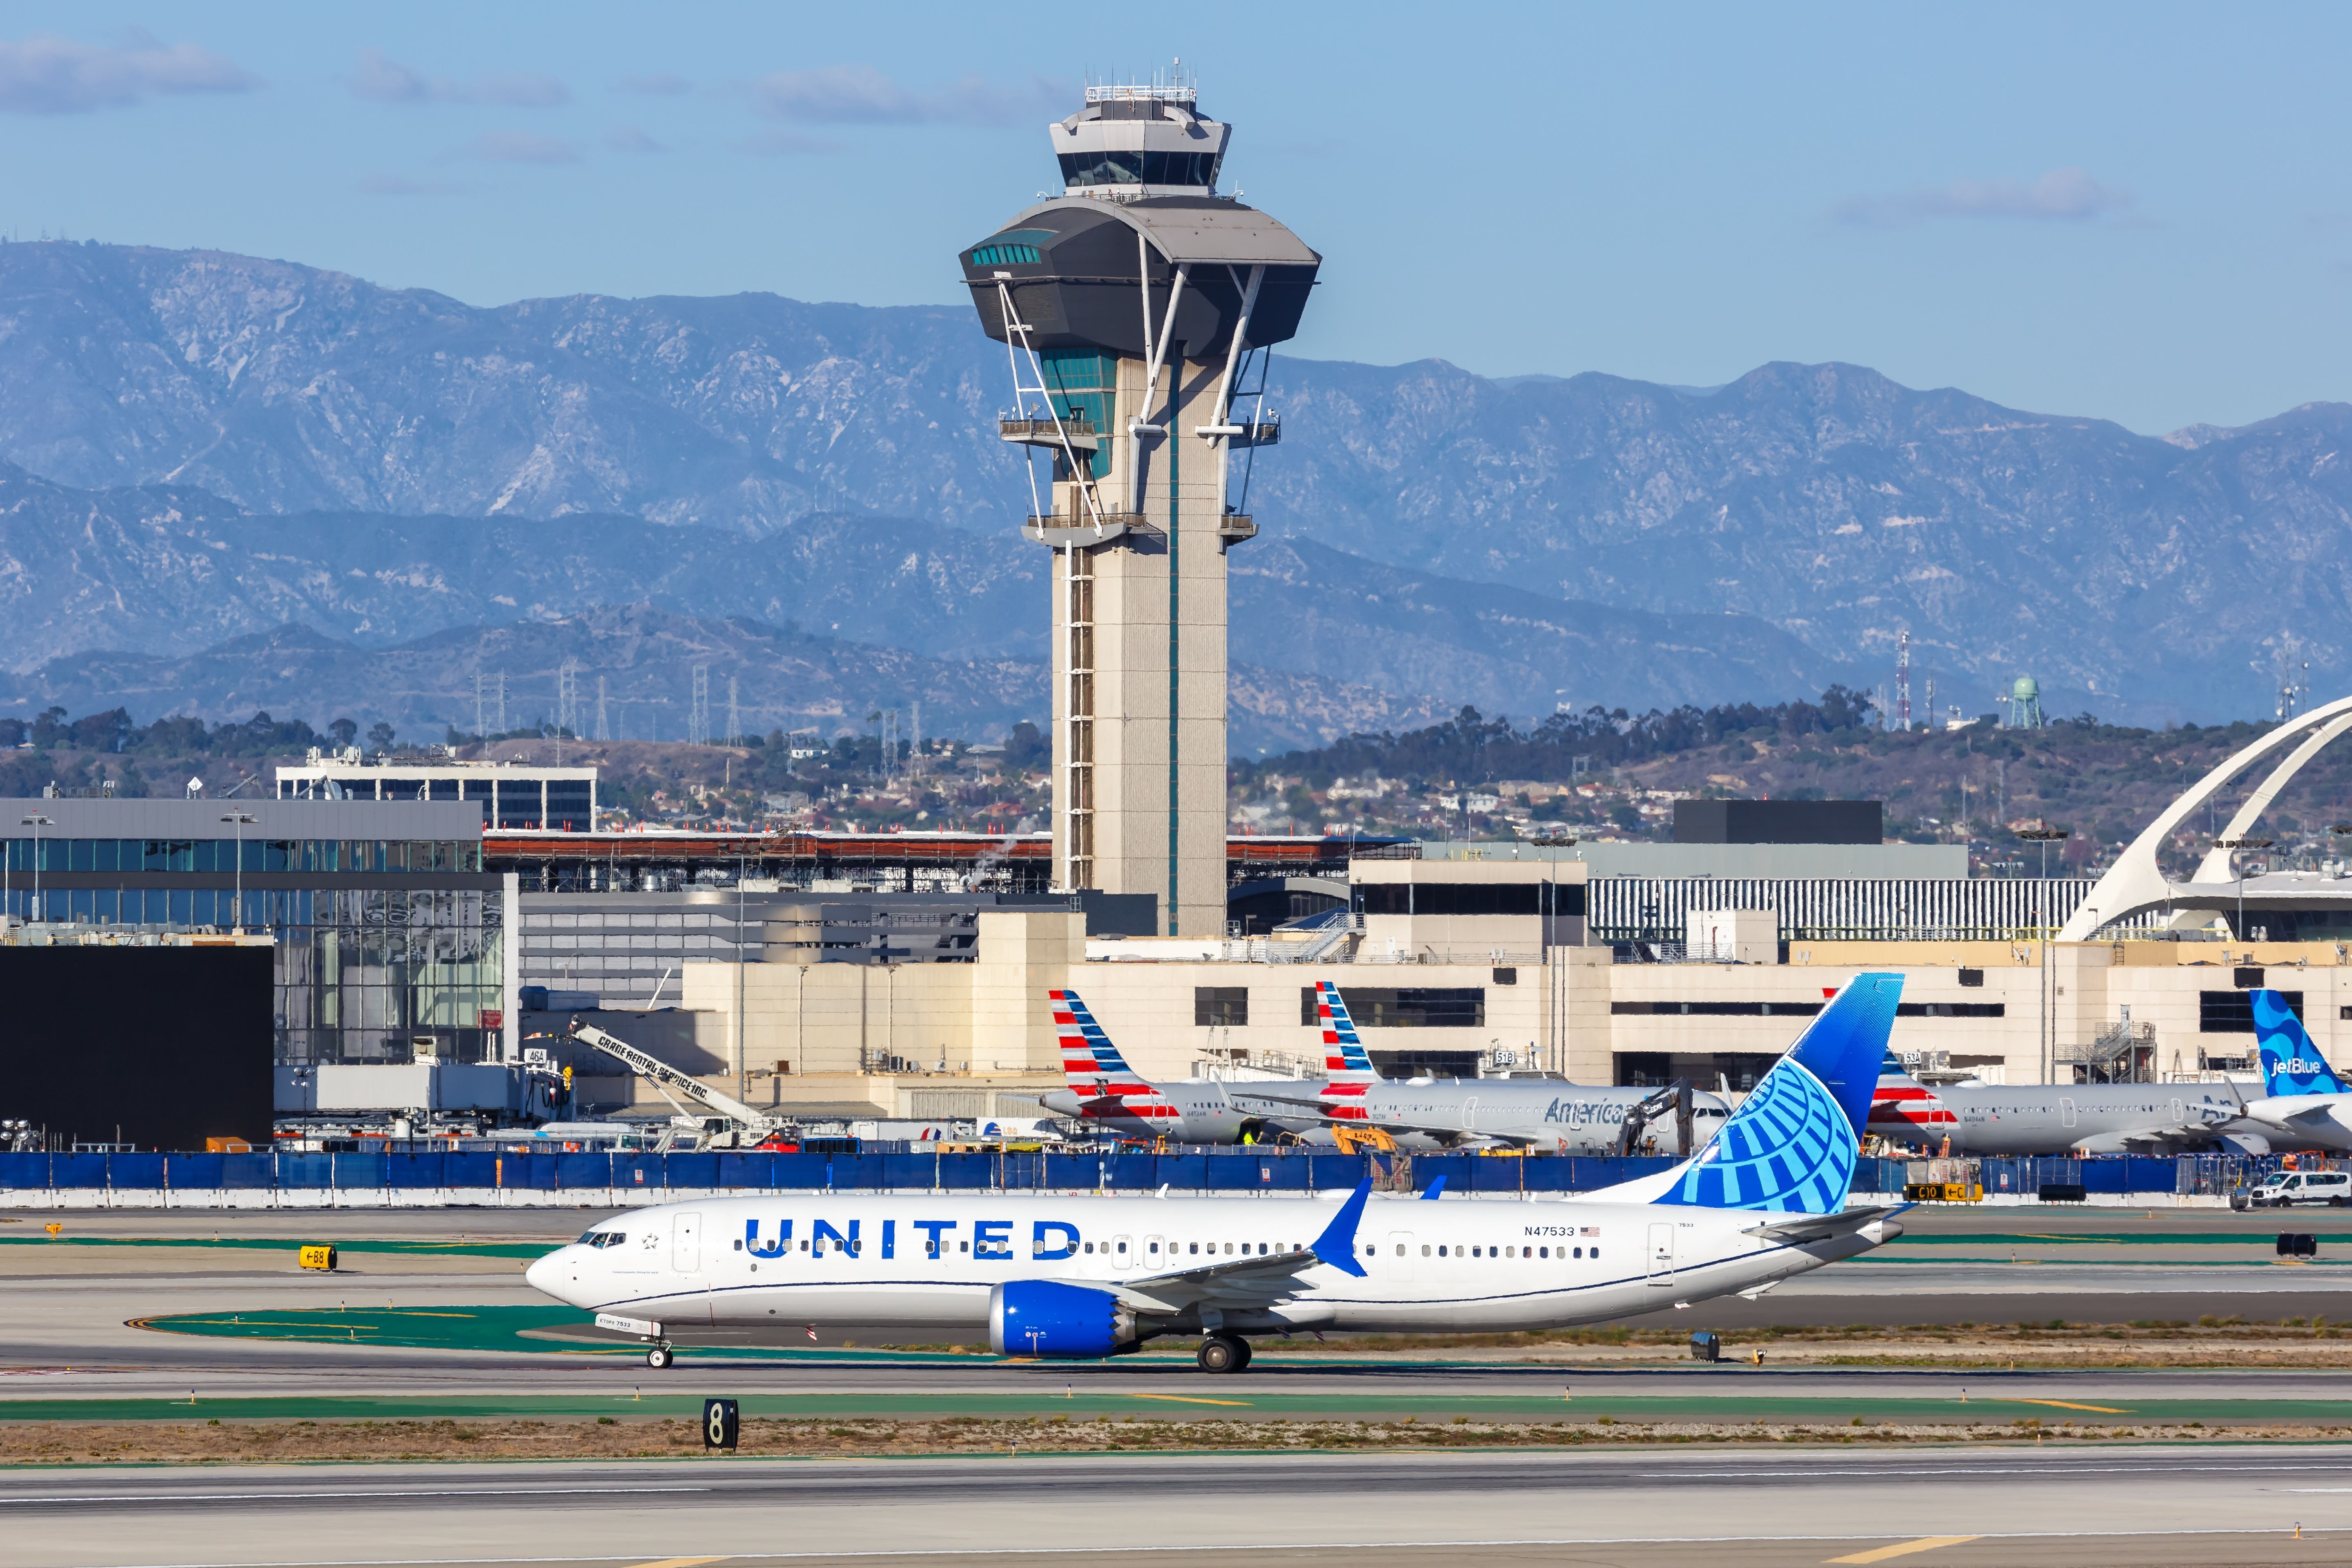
xmin=2016 ymin=826 xmax=2070 ymax=1085
xmin=221 ymin=811 xmax=256 ymax=932
xmin=19 ymin=815 xmax=51 ymax=926
xmin=2214 ymin=835 xmax=2274 ymax=944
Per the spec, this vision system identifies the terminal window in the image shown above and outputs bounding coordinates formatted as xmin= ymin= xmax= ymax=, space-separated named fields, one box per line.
xmin=2202 ymin=989 xmax=2303 ymax=1032
xmin=1352 ymin=882 xmax=1582 ymax=917
xmin=1194 ymin=987 xmax=1248 ymax=1027
xmin=1299 ymin=987 xmax=1484 ymax=1028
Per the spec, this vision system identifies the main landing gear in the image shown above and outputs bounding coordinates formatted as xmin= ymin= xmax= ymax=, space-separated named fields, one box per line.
xmin=645 ymin=1342 xmax=675 ymax=1370
xmin=1196 ymin=1333 xmax=1252 ymax=1374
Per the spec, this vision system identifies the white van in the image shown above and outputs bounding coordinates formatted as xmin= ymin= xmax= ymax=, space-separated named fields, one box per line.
xmin=2242 ymin=1169 xmax=2352 ymax=1208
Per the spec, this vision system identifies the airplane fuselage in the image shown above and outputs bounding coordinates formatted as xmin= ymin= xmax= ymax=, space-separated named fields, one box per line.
xmin=1230 ymin=1080 xmax=1734 ymax=1155
xmin=1871 ymin=1081 xmax=2248 ymax=1156
xmin=525 ymin=1190 xmax=1895 ymax=1342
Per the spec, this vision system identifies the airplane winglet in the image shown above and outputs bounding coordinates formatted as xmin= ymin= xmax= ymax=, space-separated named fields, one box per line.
xmin=1421 ymin=1175 xmax=1447 ymax=1200
xmin=1310 ymin=1178 xmax=1372 ymax=1276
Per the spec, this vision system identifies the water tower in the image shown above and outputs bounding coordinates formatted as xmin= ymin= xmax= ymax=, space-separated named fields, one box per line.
xmin=2006 ymin=676 xmax=2044 ymax=730
xmin=959 ymin=77 xmax=1321 ymax=935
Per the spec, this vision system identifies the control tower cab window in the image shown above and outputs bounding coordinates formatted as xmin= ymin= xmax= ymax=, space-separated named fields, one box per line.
xmin=1060 ymin=149 xmax=1222 ymax=189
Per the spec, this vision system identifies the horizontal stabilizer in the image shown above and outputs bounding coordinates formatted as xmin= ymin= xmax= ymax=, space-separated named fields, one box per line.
xmin=1741 ymin=1205 xmax=1907 ymax=1246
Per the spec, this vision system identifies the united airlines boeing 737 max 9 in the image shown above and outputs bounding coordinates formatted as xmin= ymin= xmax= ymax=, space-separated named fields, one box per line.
xmin=525 ymin=973 xmax=1907 ymax=1374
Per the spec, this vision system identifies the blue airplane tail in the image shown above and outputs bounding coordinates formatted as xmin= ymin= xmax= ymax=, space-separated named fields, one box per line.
xmin=1652 ymin=971 xmax=1903 ymax=1214
xmin=2254 ymin=990 xmax=2346 ymax=1096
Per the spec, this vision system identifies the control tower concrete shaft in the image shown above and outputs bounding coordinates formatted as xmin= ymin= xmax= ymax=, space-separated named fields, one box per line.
xmin=960 ymin=81 xmax=1321 ymax=937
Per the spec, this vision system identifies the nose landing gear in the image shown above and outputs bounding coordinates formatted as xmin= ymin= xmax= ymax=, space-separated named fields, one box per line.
xmin=646 ymin=1342 xmax=675 ymax=1370
xmin=1196 ymin=1333 xmax=1252 ymax=1374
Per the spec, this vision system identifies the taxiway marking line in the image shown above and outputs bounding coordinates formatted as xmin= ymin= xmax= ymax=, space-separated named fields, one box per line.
xmin=0 ymin=1487 xmax=710 ymax=1506
xmin=2003 ymin=1399 xmax=2131 ymax=1414
xmin=1124 ymin=1394 xmax=1254 ymax=1407
xmin=622 ymin=1559 xmax=727 ymax=1568
xmin=1826 ymin=1539 xmax=1981 ymax=1564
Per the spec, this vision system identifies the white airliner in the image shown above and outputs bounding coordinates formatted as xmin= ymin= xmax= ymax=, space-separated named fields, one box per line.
xmin=526 ymin=972 xmax=1907 ymax=1373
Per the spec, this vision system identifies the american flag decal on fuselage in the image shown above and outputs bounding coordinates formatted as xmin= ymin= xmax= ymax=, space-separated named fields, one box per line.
xmin=1050 ymin=988 xmax=1180 ymax=1123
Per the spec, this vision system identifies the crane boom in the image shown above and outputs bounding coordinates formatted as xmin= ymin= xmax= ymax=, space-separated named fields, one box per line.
xmin=568 ymin=1020 xmax=780 ymax=1142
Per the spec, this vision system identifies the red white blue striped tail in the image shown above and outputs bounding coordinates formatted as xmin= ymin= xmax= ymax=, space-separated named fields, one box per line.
xmin=1313 ymin=980 xmax=1379 ymax=1120
xmin=1050 ymin=988 xmax=1180 ymax=1124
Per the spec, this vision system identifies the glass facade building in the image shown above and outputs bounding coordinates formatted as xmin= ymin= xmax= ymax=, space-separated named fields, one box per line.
xmin=0 ymin=800 xmax=501 ymax=1067
xmin=275 ymin=760 xmax=596 ymax=831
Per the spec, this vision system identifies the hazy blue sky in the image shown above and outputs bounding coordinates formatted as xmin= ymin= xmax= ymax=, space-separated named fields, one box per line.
xmin=0 ymin=2 xmax=2343 ymax=433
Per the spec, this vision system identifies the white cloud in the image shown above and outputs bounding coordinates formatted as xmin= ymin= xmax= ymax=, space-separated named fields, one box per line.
xmin=351 ymin=49 xmax=568 ymax=108
xmin=1835 ymin=167 xmax=2134 ymax=229
xmin=453 ymin=130 xmax=582 ymax=165
xmin=604 ymin=124 xmax=664 ymax=154
xmin=0 ymin=31 xmax=259 ymax=114
xmin=752 ymin=64 xmax=1065 ymax=127
xmin=733 ymin=128 xmax=842 ymax=156
xmin=615 ymin=72 xmax=689 ymax=96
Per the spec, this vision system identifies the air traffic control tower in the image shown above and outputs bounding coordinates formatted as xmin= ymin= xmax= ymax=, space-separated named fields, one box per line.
xmin=960 ymin=80 xmax=1321 ymax=936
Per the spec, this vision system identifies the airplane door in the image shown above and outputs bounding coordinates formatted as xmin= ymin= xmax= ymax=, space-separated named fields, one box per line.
xmin=2061 ymin=1098 xmax=2078 ymax=1129
xmin=2171 ymin=1097 xmax=2185 ymax=1125
xmin=1463 ymin=1098 xmax=1478 ymax=1131
xmin=1385 ymin=1231 xmax=1416 ymax=1280
xmin=672 ymin=1211 xmax=702 ymax=1273
xmin=1645 ymin=1223 xmax=1675 ymax=1285
xmin=1144 ymin=1234 xmax=1166 ymax=1272
xmin=1111 ymin=1234 xmax=1133 ymax=1272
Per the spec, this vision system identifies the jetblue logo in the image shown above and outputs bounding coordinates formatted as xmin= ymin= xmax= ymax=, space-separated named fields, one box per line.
xmin=2281 ymin=1056 xmax=2329 ymax=1076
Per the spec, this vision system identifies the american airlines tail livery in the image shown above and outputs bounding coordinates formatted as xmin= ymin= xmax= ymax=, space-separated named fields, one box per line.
xmin=1033 ymin=983 xmax=1379 ymax=1144
xmin=526 ymin=973 xmax=1907 ymax=1373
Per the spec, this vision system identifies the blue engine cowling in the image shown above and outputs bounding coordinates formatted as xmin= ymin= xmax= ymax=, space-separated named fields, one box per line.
xmin=988 ymin=1280 xmax=1139 ymax=1359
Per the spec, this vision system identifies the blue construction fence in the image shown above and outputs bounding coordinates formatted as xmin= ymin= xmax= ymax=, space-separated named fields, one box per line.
xmin=0 ymin=1147 xmax=2306 ymax=1201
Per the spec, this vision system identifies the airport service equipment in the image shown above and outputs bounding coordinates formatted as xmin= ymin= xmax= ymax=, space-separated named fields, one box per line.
xmin=526 ymin=975 xmax=1907 ymax=1372
xmin=566 ymin=1020 xmax=782 ymax=1149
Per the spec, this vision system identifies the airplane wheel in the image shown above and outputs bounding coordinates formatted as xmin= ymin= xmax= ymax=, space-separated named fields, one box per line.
xmin=1232 ymin=1336 xmax=1253 ymax=1370
xmin=1196 ymin=1334 xmax=1243 ymax=1374
xmin=646 ymin=1345 xmax=674 ymax=1370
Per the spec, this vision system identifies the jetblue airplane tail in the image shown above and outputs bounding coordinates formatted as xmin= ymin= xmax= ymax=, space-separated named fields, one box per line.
xmin=1051 ymin=990 xmax=1176 ymax=1120
xmin=2254 ymin=990 xmax=2348 ymax=1096
xmin=1653 ymin=971 xmax=1904 ymax=1214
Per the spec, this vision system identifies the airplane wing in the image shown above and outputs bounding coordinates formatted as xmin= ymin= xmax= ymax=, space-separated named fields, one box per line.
xmin=1060 ymin=1179 xmax=1372 ymax=1314
xmin=1742 ymin=1204 xmax=1907 ymax=1246
xmin=1231 ymin=1089 xmax=1490 ymax=1143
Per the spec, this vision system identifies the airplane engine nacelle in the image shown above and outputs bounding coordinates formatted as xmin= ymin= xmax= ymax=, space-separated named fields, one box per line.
xmin=987 ymin=1280 xmax=1139 ymax=1359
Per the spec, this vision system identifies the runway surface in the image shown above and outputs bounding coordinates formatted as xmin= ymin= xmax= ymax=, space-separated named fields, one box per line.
xmin=7 ymin=1204 xmax=2352 ymax=1418
xmin=6 ymin=1447 xmax=2352 ymax=1568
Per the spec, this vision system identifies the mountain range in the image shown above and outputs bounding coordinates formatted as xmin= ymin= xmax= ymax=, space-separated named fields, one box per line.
xmin=0 ymin=238 xmax=2345 ymax=736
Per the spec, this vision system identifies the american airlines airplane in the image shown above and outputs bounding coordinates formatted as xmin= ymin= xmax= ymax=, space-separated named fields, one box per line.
xmin=1867 ymin=1052 xmax=2252 ymax=1156
xmin=1031 ymin=986 xmax=1376 ymax=1144
xmin=1235 ymin=982 xmax=1731 ymax=1154
xmin=1040 ymin=980 xmax=1730 ymax=1154
xmin=524 ymin=972 xmax=1909 ymax=1373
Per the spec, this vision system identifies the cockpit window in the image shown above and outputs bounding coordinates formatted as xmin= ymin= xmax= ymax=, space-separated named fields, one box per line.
xmin=575 ymin=1229 xmax=626 ymax=1248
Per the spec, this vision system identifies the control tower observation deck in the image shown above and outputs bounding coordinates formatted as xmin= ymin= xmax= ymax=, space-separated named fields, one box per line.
xmin=959 ymin=81 xmax=1321 ymax=937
